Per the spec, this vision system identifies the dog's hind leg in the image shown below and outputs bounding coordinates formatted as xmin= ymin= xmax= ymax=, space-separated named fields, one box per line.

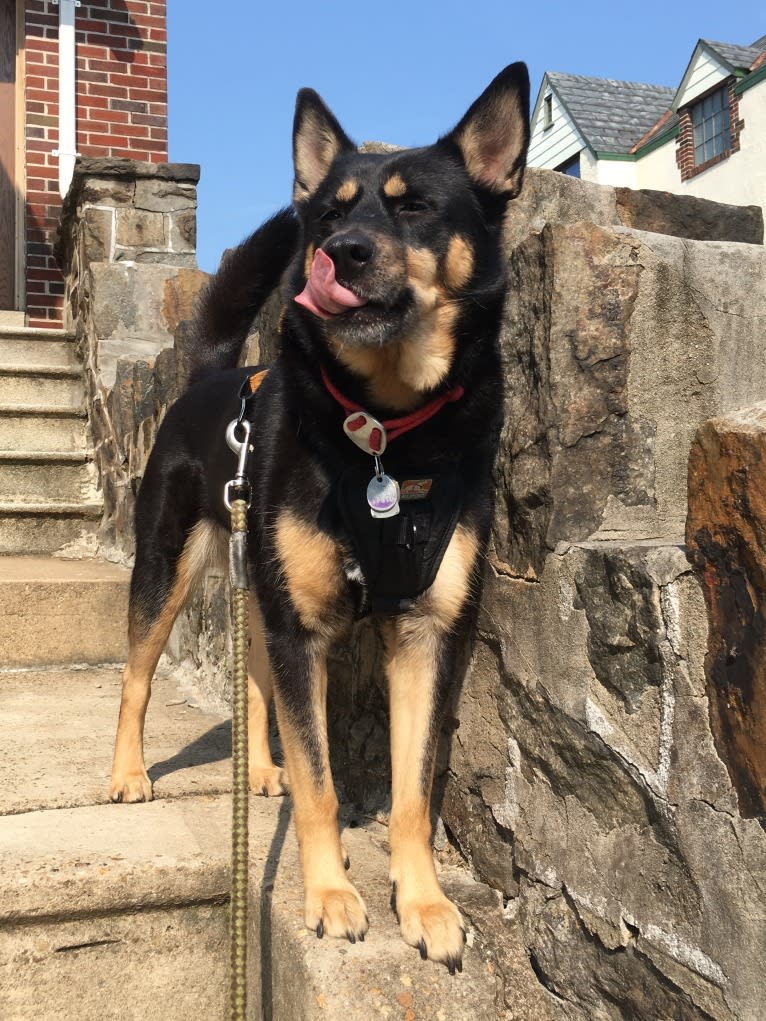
xmin=110 ymin=519 xmax=223 ymax=803
xmin=385 ymin=525 xmax=479 ymax=972
xmin=247 ymin=593 xmax=288 ymax=796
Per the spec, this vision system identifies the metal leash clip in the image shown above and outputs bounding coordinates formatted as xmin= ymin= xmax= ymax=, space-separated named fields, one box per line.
xmin=224 ymin=417 xmax=253 ymax=510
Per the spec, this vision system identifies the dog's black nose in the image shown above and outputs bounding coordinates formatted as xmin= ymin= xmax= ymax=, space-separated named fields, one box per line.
xmin=323 ymin=232 xmax=374 ymax=282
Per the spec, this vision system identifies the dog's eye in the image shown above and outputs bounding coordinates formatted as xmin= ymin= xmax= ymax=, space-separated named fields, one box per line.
xmin=319 ymin=208 xmax=342 ymax=223
xmin=398 ymin=200 xmax=429 ymax=216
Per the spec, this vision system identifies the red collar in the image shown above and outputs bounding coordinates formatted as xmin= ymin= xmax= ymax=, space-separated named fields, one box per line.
xmin=320 ymin=366 xmax=464 ymax=442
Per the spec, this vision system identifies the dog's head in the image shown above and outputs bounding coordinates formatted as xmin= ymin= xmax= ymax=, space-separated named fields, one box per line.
xmin=288 ymin=64 xmax=529 ymax=407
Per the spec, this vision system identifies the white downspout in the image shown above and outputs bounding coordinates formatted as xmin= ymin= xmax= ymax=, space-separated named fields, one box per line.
xmin=52 ymin=0 xmax=80 ymax=198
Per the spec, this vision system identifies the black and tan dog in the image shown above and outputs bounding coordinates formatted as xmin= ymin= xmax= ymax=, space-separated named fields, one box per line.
xmin=110 ymin=63 xmax=529 ymax=972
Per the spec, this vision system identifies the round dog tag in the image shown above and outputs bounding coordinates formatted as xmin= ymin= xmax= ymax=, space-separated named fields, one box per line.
xmin=367 ymin=473 xmax=400 ymax=518
xmin=343 ymin=412 xmax=387 ymax=456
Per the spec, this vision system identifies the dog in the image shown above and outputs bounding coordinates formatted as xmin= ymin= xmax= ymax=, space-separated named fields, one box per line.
xmin=109 ymin=62 xmax=530 ymax=973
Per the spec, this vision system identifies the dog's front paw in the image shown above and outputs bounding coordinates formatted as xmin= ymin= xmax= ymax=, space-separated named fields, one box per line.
xmin=249 ymin=764 xmax=288 ymax=797
xmin=394 ymin=888 xmax=466 ymax=974
xmin=305 ymin=882 xmax=369 ymax=943
xmin=109 ymin=770 xmax=153 ymax=803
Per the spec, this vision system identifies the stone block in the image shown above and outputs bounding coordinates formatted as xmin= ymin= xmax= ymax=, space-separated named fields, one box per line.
xmin=115 ymin=208 xmax=166 ymax=249
xmin=169 ymin=209 xmax=196 ymax=252
xmin=79 ymin=176 xmax=135 ymax=207
xmin=134 ymin=178 xmax=196 ymax=213
xmin=442 ymin=543 xmax=766 ymax=1021
xmin=494 ymin=222 xmax=766 ymax=578
xmin=81 ymin=206 xmax=113 ymax=263
xmin=687 ymin=402 xmax=766 ymax=819
xmin=615 ymin=187 xmax=763 ymax=245
xmin=504 ymin=168 xmax=764 ymax=254
xmin=154 ymin=346 xmax=179 ymax=408
xmin=161 ymin=267 xmax=208 ymax=335
xmin=88 ymin=263 xmax=184 ymax=387
xmin=126 ymin=250 xmax=197 ymax=269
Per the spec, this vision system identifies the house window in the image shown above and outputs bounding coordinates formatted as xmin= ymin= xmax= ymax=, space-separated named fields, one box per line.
xmin=543 ymin=94 xmax=553 ymax=130
xmin=554 ymin=153 xmax=580 ymax=178
xmin=691 ymin=86 xmax=731 ymax=164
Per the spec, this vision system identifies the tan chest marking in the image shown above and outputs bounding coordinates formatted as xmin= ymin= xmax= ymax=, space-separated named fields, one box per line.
xmin=327 ymin=241 xmax=465 ymax=410
xmin=275 ymin=512 xmax=344 ymax=634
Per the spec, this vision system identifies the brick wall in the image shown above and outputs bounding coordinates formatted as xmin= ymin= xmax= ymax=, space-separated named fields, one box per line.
xmin=24 ymin=0 xmax=168 ymax=327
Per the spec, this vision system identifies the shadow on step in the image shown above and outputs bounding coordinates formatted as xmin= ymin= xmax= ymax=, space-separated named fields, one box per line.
xmin=148 ymin=720 xmax=232 ymax=784
xmin=258 ymin=797 xmax=292 ymax=1021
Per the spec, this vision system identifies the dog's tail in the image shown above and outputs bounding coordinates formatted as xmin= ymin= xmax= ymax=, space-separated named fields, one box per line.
xmin=185 ymin=207 xmax=299 ymax=387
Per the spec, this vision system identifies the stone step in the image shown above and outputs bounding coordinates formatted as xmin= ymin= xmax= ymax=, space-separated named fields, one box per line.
xmin=0 ymin=668 xmax=527 ymax=1021
xmin=0 ymin=405 xmax=88 ymax=452
xmin=0 ymin=558 xmax=129 ymax=665
xmin=0 ymin=451 xmax=96 ymax=505
xmin=0 ymin=327 xmax=78 ymax=369
xmin=0 ymin=364 xmax=85 ymax=409
xmin=0 ymin=505 xmax=101 ymax=555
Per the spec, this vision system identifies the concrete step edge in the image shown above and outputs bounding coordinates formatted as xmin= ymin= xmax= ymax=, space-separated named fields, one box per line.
xmin=0 ymin=502 xmax=102 ymax=516
xmin=0 ymin=449 xmax=91 ymax=463
xmin=0 ymin=404 xmax=87 ymax=418
xmin=0 ymin=364 xmax=82 ymax=378
xmin=0 ymin=328 xmax=76 ymax=342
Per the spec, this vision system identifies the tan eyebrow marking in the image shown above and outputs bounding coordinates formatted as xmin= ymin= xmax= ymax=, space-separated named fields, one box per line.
xmin=383 ymin=173 xmax=407 ymax=198
xmin=335 ymin=179 xmax=359 ymax=203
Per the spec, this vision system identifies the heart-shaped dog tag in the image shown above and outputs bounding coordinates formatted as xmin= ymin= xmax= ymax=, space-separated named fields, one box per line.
xmin=343 ymin=413 xmax=387 ymax=456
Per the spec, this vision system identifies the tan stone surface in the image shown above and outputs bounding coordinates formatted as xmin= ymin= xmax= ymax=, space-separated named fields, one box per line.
xmin=0 ymin=668 xmax=234 ymax=813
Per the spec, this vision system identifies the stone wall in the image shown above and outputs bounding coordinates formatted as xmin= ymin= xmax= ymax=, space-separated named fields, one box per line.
xmin=56 ymin=157 xmax=207 ymax=557
xmin=61 ymin=166 xmax=766 ymax=1018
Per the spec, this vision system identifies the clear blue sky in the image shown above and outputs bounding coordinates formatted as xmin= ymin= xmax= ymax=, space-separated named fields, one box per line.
xmin=168 ymin=1 xmax=765 ymax=273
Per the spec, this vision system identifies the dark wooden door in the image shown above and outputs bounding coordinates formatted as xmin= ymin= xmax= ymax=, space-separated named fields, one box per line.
xmin=0 ymin=0 xmax=17 ymax=310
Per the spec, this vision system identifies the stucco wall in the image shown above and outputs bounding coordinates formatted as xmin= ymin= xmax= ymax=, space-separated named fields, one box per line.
xmin=635 ymin=82 xmax=765 ymax=210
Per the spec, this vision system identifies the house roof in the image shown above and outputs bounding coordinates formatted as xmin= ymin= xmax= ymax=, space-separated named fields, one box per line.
xmin=545 ymin=72 xmax=675 ymax=153
xmin=703 ymin=38 xmax=765 ymax=70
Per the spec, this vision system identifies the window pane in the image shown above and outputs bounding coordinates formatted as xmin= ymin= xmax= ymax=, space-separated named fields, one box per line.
xmin=691 ymin=87 xmax=731 ymax=166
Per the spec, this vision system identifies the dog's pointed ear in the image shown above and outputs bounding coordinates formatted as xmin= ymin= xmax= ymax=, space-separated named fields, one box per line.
xmin=441 ymin=62 xmax=530 ymax=198
xmin=293 ymin=89 xmax=355 ymax=204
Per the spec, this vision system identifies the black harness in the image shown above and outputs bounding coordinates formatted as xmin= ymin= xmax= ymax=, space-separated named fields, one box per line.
xmin=335 ymin=463 xmax=463 ymax=617
xmin=236 ymin=370 xmax=464 ymax=618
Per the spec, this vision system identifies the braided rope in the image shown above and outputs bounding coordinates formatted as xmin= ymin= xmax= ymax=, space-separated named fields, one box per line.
xmin=229 ymin=499 xmax=250 ymax=1021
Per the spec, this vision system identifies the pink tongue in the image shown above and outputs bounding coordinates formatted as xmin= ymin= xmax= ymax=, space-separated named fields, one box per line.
xmin=294 ymin=248 xmax=368 ymax=319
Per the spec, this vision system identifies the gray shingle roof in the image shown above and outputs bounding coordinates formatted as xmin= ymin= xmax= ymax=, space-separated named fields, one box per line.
xmin=703 ymin=39 xmax=764 ymax=69
xmin=547 ymin=73 xmax=675 ymax=153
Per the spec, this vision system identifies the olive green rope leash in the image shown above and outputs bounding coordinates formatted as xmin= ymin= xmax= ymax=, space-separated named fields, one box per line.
xmin=229 ymin=496 xmax=250 ymax=1021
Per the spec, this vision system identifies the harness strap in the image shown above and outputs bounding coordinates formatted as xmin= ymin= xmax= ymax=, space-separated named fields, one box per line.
xmin=320 ymin=366 xmax=464 ymax=442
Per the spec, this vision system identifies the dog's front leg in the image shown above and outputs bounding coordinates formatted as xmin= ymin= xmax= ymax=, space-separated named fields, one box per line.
xmin=270 ymin=634 xmax=368 ymax=942
xmin=385 ymin=525 xmax=478 ymax=972
xmin=267 ymin=509 xmax=368 ymax=942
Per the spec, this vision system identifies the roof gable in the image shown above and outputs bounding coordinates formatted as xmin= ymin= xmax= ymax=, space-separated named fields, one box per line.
xmin=673 ymin=39 xmax=748 ymax=109
xmin=544 ymin=72 xmax=674 ymax=154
